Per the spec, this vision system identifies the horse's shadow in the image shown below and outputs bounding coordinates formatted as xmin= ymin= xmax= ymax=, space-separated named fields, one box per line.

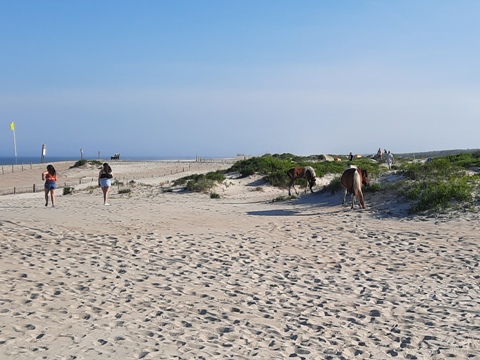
xmin=245 ymin=178 xmax=266 ymax=187
xmin=248 ymin=189 xmax=413 ymax=219
xmin=248 ymin=209 xmax=299 ymax=216
xmin=248 ymin=191 xmax=343 ymax=217
xmin=291 ymin=191 xmax=339 ymax=207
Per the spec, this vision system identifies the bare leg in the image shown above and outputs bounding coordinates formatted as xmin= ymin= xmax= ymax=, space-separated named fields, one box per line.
xmin=102 ymin=186 xmax=110 ymax=205
xmin=50 ymin=189 xmax=55 ymax=207
xmin=44 ymin=189 xmax=49 ymax=206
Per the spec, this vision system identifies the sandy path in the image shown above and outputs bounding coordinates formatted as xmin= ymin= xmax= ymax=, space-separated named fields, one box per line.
xmin=0 ymin=165 xmax=479 ymax=359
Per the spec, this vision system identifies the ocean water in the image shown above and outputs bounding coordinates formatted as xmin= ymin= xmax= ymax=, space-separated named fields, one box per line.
xmin=0 ymin=155 xmax=199 ymax=166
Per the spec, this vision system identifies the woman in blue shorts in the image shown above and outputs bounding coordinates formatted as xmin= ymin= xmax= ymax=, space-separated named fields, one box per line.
xmin=42 ymin=164 xmax=57 ymax=207
xmin=98 ymin=163 xmax=114 ymax=205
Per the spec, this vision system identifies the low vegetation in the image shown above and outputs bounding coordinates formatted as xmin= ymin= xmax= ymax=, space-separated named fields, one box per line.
xmin=63 ymin=186 xmax=74 ymax=195
xmin=169 ymin=151 xmax=479 ymax=215
xmin=71 ymin=159 xmax=102 ymax=168
xmin=228 ymin=153 xmax=381 ymax=189
xmin=173 ymin=170 xmax=226 ymax=193
xmin=272 ymin=195 xmax=296 ymax=202
xmin=397 ymin=153 xmax=480 ymax=213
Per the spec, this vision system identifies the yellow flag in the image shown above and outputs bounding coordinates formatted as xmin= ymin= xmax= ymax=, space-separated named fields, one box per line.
xmin=10 ymin=122 xmax=15 ymax=131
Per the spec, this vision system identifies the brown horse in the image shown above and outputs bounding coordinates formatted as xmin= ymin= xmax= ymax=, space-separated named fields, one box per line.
xmin=287 ymin=166 xmax=316 ymax=196
xmin=340 ymin=166 xmax=370 ymax=209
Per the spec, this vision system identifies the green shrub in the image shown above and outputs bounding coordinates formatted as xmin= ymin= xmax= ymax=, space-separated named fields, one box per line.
xmin=173 ymin=177 xmax=188 ymax=186
xmin=405 ymin=177 xmax=473 ymax=213
xmin=118 ymin=188 xmax=131 ymax=194
xmin=444 ymin=153 xmax=480 ymax=168
xmin=85 ymin=185 xmax=97 ymax=194
xmin=185 ymin=178 xmax=216 ymax=192
xmin=210 ymin=192 xmax=220 ymax=199
xmin=364 ymin=183 xmax=381 ymax=193
xmin=174 ymin=171 xmax=226 ymax=192
xmin=228 ymin=155 xmax=292 ymax=177
xmin=63 ymin=186 xmax=74 ymax=195
xmin=227 ymin=154 xmax=382 ymax=189
xmin=271 ymin=195 xmax=295 ymax=202
xmin=71 ymin=159 xmax=102 ymax=168
xmin=323 ymin=176 xmax=342 ymax=194
xmin=402 ymin=157 xmax=467 ymax=181
xmin=266 ymin=170 xmax=289 ymax=187
xmin=317 ymin=161 xmax=349 ymax=177
xmin=205 ymin=170 xmax=226 ymax=182
xmin=174 ymin=173 xmax=207 ymax=186
xmin=72 ymin=159 xmax=88 ymax=168
xmin=170 ymin=152 xmax=480 ymax=216
xmin=383 ymin=179 xmax=408 ymax=191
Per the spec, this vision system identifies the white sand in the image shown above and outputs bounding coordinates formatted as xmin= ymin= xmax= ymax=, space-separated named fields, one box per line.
xmin=0 ymin=160 xmax=479 ymax=359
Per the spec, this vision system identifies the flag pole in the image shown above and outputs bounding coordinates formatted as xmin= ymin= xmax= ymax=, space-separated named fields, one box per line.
xmin=10 ymin=122 xmax=17 ymax=164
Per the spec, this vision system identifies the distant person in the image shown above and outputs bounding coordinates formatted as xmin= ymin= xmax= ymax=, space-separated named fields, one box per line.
xmin=42 ymin=164 xmax=57 ymax=207
xmin=376 ymin=148 xmax=383 ymax=159
xmin=386 ymin=151 xmax=394 ymax=169
xmin=348 ymin=152 xmax=353 ymax=161
xmin=98 ymin=163 xmax=113 ymax=205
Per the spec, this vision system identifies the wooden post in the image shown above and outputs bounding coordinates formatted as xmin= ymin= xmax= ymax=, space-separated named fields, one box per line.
xmin=14 ymin=187 xmax=16 ymax=194
xmin=33 ymin=184 xmax=36 ymax=193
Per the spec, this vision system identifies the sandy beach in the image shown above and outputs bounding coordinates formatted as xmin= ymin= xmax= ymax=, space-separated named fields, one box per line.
xmin=0 ymin=160 xmax=479 ymax=359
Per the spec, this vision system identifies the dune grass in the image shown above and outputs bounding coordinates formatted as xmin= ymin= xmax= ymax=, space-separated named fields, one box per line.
xmin=174 ymin=152 xmax=480 ymax=214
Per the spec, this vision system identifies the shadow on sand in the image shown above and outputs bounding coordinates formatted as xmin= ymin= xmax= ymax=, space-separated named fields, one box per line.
xmin=248 ymin=189 xmax=413 ymax=220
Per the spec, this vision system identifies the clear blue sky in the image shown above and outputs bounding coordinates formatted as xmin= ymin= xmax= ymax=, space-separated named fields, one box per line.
xmin=1 ymin=1 xmax=479 ymax=159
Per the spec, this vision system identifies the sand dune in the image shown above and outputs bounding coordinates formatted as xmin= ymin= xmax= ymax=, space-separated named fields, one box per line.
xmin=0 ymin=161 xmax=479 ymax=359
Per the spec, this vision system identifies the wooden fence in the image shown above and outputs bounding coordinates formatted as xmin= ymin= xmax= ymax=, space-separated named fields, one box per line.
xmin=0 ymin=178 xmax=98 ymax=196
xmin=0 ymin=159 xmax=239 ymax=196
xmin=0 ymin=163 xmax=35 ymax=175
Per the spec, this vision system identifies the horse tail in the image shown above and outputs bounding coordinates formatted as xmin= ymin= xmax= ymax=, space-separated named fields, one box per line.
xmin=353 ymin=169 xmax=365 ymax=208
xmin=352 ymin=169 xmax=360 ymax=195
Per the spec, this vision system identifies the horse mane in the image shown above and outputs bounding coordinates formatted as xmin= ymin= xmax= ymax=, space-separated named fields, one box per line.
xmin=304 ymin=166 xmax=316 ymax=178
